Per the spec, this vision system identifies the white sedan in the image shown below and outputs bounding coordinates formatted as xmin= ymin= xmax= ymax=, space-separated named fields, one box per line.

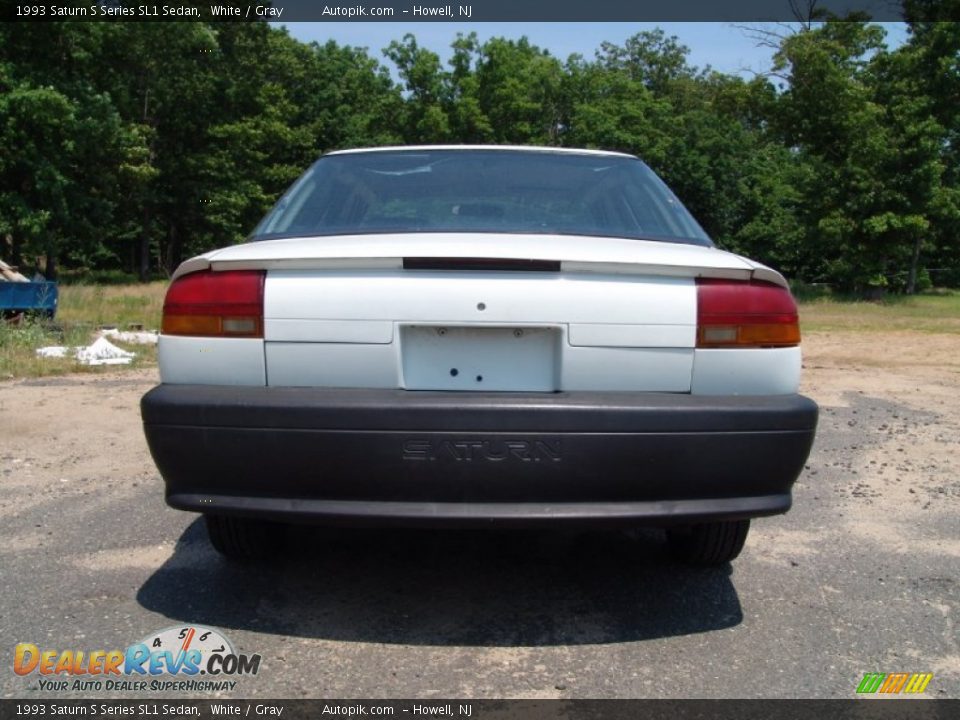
xmin=141 ymin=146 xmax=818 ymax=564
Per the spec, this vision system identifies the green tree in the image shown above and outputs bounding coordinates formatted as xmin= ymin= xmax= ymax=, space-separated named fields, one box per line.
xmin=385 ymin=34 xmax=452 ymax=142
xmin=772 ymin=18 xmax=952 ymax=292
xmin=473 ymin=37 xmax=565 ymax=144
xmin=0 ymin=23 xmax=128 ymax=278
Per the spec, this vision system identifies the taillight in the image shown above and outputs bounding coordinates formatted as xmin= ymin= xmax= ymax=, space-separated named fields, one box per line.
xmin=696 ymin=278 xmax=800 ymax=348
xmin=162 ymin=270 xmax=265 ymax=338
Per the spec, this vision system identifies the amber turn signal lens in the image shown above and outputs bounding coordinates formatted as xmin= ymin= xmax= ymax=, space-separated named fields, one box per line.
xmin=162 ymin=314 xmax=262 ymax=338
xmin=698 ymin=322 xmax=801 ymax=348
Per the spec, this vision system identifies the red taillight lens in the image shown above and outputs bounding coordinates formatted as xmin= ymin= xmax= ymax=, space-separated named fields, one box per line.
xmin=696 ymin=278 xmax=800 ymax=348
xmin=162 ymin=270 xmax=265 ymax=338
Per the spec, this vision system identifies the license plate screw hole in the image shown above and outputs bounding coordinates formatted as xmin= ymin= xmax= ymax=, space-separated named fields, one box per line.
xmin=476 ymin=375 xmax=483 ymax=382
xmin=514 ymin=329 xmax=523 ymax=337
xmin=450 ymin=368 xmax=459 ymax=377
xmin=477 ymin=302 xmax=486 ymax=311
xmin=437 ymin=328 xmax=447 ymax=336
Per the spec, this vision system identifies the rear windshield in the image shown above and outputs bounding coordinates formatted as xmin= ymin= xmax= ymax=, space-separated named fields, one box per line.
xmin=251 ymin=149 xmax=712 ymax=246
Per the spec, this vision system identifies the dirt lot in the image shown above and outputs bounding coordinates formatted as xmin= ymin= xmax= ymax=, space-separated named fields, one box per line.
xmin=1 ymin=330 xmax=958 ymax=698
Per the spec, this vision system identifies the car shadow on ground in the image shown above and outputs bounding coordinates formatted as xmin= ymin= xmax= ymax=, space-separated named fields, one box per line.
xmin=137 ymin=519 xmax=743 ymax=646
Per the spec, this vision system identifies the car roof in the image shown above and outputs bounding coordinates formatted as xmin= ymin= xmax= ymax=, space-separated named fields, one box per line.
xmin=324 ymin=145 xmax=637 ymax=159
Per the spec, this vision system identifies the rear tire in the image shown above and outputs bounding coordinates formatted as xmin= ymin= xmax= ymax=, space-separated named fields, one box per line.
xmin=667 ymin=519 xmax=750 ymax=565
xmin=204 ymin=514 xmax=281 ymax=562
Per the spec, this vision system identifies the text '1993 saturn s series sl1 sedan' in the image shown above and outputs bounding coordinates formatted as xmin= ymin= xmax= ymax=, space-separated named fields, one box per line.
xmin=141 ymin=146 xmax=818 ymax=565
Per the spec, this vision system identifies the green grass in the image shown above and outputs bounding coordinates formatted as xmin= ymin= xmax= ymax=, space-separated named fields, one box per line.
xmin=799 ymin=290 xmax=960 ymax=333
xmin=56 ymin=282 xmax=166 ymax=329
xmin=0 ymin=283 xmax=166 ymax=379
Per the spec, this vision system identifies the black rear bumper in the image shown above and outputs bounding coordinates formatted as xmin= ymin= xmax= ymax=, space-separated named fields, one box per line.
xmin=141 ymin=386 xmax=818 ymax=527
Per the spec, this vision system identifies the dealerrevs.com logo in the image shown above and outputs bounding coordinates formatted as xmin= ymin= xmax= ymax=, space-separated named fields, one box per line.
xmin=14 ymin=626 xmax=260 ymax=692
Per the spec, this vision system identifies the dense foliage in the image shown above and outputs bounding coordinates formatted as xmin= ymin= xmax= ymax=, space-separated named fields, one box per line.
xmin=1 ymin=13 xmax=957 ymax=292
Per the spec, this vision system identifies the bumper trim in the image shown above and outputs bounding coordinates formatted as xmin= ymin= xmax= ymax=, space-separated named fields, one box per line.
xmin=168 ymin=493 xmax=792 ymax=527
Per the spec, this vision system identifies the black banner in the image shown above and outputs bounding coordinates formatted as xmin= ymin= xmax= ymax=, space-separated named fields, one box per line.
xmin=2 ymin=0 xmax=916 ymax=23
xmin=0 ymin=700 xmax=958 ymax=720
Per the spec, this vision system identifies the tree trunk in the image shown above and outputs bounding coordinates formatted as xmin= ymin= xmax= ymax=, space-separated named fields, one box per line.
xmin=9 ymin=235 xmax=23 ymax=270
xmin=139 ymin=83 xmax=154 ymax=283
xmin=139 ymin=208 xmax=151 ymax=282
xmin=166 ymin=223 xmax=182 ymax=276
xmin=44 ymin=253 xmax=58 ymax=281
xmin=906 ymin=235 xmax=922 ymax=295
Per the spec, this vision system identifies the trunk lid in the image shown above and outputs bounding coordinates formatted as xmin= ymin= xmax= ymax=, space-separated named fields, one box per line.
xmin=173 ymin=232 xmax=787 ymax=287
xmin=172 ymin=234 xmax=786 ymax=393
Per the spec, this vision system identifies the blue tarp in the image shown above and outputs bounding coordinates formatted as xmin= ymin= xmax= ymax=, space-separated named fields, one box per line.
xmin=0 ymin=281 xmax=59 ymax=316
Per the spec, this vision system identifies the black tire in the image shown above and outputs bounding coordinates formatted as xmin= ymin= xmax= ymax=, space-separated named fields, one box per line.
xmin=204 ymin=514 xmax=282 ymax=562
xmin=667 ymin=519 xmax=750 ymax=565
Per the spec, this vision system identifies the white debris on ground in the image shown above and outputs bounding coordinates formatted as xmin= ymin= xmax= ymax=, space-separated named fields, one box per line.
xmin=35 ymin=326 xmax=158 ymax=366
xmin=100 ymin=327 xmax=159 ymax=345
xmin=36 ymin=336 xmax=138 ymax=366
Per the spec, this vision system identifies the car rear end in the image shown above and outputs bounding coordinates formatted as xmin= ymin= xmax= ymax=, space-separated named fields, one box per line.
xmin=141 ymin=147 xmax=818 ymax=563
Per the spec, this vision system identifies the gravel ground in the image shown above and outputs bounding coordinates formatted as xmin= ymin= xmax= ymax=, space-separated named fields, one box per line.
xmin=1 ymin=330 xmax=957 ymax=699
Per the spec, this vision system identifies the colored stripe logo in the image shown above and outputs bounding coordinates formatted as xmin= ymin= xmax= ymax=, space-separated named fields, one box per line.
xmin=856 ymin=672 xmax=933 ymax=694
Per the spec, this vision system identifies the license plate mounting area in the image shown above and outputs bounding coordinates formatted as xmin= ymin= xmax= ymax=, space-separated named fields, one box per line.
xmin=400 ymin=325 xmax=560 ymax=392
